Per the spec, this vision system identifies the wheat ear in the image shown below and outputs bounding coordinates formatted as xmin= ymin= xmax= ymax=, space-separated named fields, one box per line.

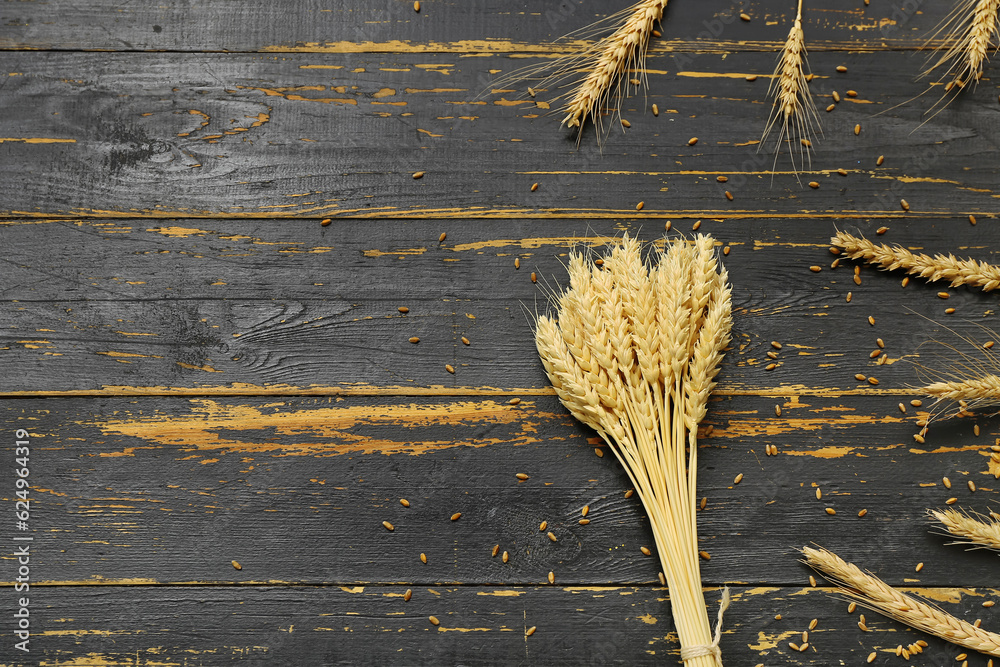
xmin=832 ymin=231 xmax=1000 ymax=292
xmin=760 ymin=0 xmax=819 ymax=176
xmin=559 ymin=0 xmax=668 ymax=140
xmin=923 ymin=0 xmax=1000 ymax=94
xmin=908 ymin=323 xmax=1000 ymax=422
xmin=485 ymin=0 xmax=668 ymax=144
xmin=803 ymin=545 xmax=1000 ymax=657
xmin=930 ymin=507 xmax=1000 ymax=551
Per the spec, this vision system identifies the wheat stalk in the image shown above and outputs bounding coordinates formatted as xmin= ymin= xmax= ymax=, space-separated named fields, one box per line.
xmin=760 ymin=0 xmax=819 ymax=176
xmin=536 ymin=233 xmax=732 ymax=666
xmin=560 ymin=0 xmax=667 ymax=136
xmin=923 ymin=0 xmax=1000 ymax=97
xmin=899 ymin=318 xmax=1000 ymax=421
xmin=831 ymin=231 xmax=1000 ymax=292
xmin=930 ymin=507 xmax=1000 ymax=551
xmin=485 ymin=0 xmax=668 ymax=144
xmin=803 ymin=545 xmax=1000 ymax=657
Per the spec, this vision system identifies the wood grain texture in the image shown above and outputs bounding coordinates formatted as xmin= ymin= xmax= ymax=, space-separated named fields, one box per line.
xmin=1 ymin=217 xmax=997 ymax=395
xmin=0 ymin=52 xmax=998 ymax=219
xmin=7 ymin=584 xmax=1000 ymax=665
xmin=2 ymin=1 xmax=1000 ymax=664
xmin=3 ymin=394 xmax=999 ymax=586
xmin=0 ymin=0 xmax=967 ymax=52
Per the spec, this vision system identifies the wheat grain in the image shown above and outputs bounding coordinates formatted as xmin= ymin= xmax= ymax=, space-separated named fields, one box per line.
xmin=931 ymin=507 xmax=1000 ymax=550
xmin=803 ymin=545 xmax=1000 ymax=656
xmin=831 ymin=231 xmax=1000 ymax=291
xmin=761 ymin=0 xmax=820 ymax=176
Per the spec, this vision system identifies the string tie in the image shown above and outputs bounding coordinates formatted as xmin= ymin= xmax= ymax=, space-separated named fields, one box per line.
xmin=679 ymin=586 xmax=730 ymax=665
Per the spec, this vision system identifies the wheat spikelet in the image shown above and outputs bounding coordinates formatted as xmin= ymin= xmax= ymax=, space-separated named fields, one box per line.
xmin=930 ymin=507 xmax=1000 ymax=551
xmin=536 ymin=233 xmax=732 ymax=666
xmin=760 ymin=0 xmax=819 ymax=176
xmin=923 ymin=0 xmax=1000 ymax=99
xmin=831 ymin=231 xmax=1000 ymax=292
xmin=803 ymin=545 xmax=1000 ymax=657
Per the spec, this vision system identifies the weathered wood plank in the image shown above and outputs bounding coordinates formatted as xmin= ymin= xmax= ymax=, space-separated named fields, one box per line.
xmin=0 ymin=52 xmax=997 ymax=219
xmin=7 ymin=584 xmax=1000 ymax=665
xmin=2 ymin=217 xmax=997 ymax=395
xmin=3 ymin=394 xmax=999 ymax=586
xmin=0 ymin=0 xmax=963 ymax=53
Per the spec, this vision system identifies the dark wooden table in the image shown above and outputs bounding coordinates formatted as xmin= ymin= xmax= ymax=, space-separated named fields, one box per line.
xmin=2 ymin=1 xmax=999 ymax=664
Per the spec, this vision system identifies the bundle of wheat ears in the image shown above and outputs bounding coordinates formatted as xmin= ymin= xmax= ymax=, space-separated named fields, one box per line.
xmin=535 ymin=233 xmax=732 ymax=665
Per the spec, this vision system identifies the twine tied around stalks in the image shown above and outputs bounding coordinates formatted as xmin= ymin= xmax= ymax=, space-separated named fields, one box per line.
xmin=679 ymin=587 xmax=731 ymax=665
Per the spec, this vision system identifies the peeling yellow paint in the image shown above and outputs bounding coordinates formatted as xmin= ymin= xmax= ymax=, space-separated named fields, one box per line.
xmin=0 ymin=137 xmax=76 ymax=144
xmin=476 ymin=590 xmax=524 ymax=597
xmin=176 ymin=362 xmax=222 ymax=373
xmin=147 ymin=226 xmax=212 ymax=238
xmin=86 ymin=398 xmax=543 ymax=457
xmin=96 ymin=351 xmax=164 ymax=359
xmin=363 ymin=247 xmax=428 ymax=257
xmin=636 ymin=613 xmax=658 ymax=625
xmin=438 ymin=627 xmax=493 ymax=632
xmin=748 ymin=629 xmax=800 ymax=651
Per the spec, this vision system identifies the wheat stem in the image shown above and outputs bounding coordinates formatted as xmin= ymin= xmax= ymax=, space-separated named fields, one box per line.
xmin=831 ymin=231 xmax=1000 ymax=292
xmin=803 ymin=545 xmax=1000 ymax=657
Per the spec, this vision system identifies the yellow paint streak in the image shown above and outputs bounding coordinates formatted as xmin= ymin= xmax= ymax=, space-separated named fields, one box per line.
xmin=31 ymin=654 xmax=143 ymax=666
xmin=676 ymin=71 xmax=761 ymax=78
xmin=86 ymin=398 xmax=539 ymax=457
xmin=176 ymin=362 xmax=222 ymax=373
xmin=476 ymin=590 xmax=524 ymax=597
xmin=147 ymin=226 xmax=212 ymax=238
xmin=437 ymin=627 xmax=492 ymax=632
xmin=0 ymin=382 xmax=928 ymax=399
xmin=97 ymin=351 xmax=164 ymax=359
xmin=895 ymin=175 xmax=962 ymax=185
xmin=0 ymin=137 xmax=76 ymax=144
xmin=363 ymin=247 xmax=427 ymax=257
xmin=238 ymin=85 xmax=358 ymax=105
xmin=405 ymin=88 xmax=467 ymax=93
xmin=716 ymin=415 xmax=904 ymax=442
xmin=340 ymin=586 xmax=365 ymax=594
xmin=748 ymin=629 xmax=800 ymax=651
xmin=39 ymin=629 xmax=135 ymax=637
xmin=373 ymin=88 xmax=396 ymax=98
